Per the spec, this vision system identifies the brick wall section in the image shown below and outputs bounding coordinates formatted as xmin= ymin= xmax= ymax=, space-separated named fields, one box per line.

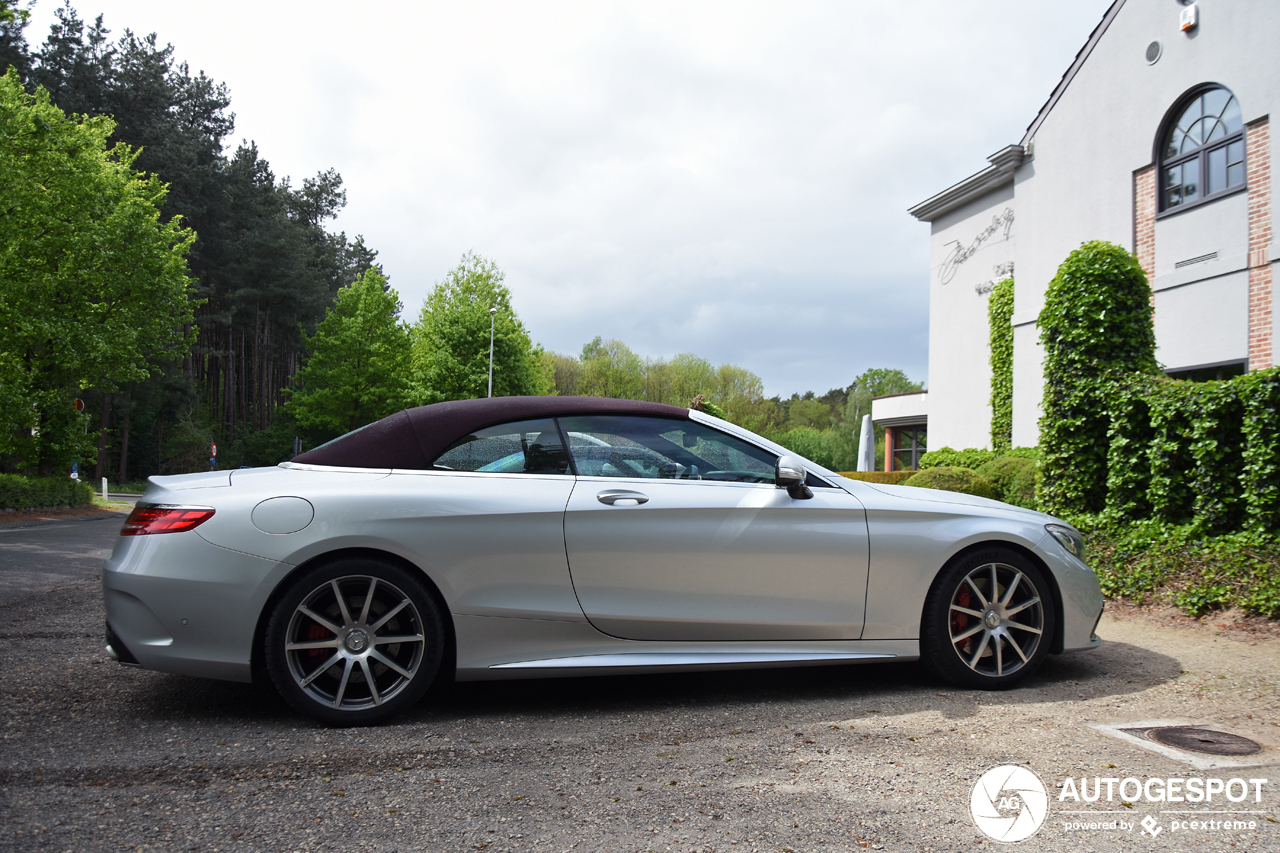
xmin=1133 ymin=165 xmax=1157 ymax=288
xmin=1247 ymin=117 xmax=1272 ymax=371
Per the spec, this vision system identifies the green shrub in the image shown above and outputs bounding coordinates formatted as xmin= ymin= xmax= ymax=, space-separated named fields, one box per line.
xmin=836 ymin=470 xmax=915 ymax=485
xmin=903 ymin=466 xmax=999 ymax=500
xmin=1240 ymin=369 xmax=1280 ymax=532
xmin=1188 ymin=379 xmax=1245 ymax=532
xmin=976 ymin=456 xmax=1040 ymax=509
xmin=919 ymin=447 xmax=997 ymax=471
xmin=1103 ymin=373 xmax=1156 ymax=522
xmin=1037 ymin=241 xmax=1159 ymax=515
xmin=988 ymin=277 xmax=1014 ymax=452
xmin=1146 ymin=380 xmax=1196 ymax=526
xmin=0 ymin=474 xmax=95 ymax=510
xmin=1071 ymin=515 xmax=1280 ymax=618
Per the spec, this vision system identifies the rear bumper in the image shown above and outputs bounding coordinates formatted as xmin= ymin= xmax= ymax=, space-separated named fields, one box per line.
xmin=104 ymin=622 xmax=140 ymax=666
xmin=102 ymin=530 xmax=293 ymax=683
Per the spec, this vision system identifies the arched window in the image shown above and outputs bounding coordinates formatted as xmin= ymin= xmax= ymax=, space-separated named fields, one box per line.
xmin=1160 ymin=85 xmax=1245 ymax=211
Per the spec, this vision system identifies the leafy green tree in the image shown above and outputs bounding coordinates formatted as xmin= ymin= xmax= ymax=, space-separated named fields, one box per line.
xmin=412 ymin=253 xmax=550 ymax=402
xmin=0 ymin=8 xmax=381 ymax=478
xmin=787 ymin=398 xmax=831 ymax=430
xmin=286 ymin=268 xmax=412 ymax=438
xmin=0 ymin=69 xmax=197 ymax=473
xmin=0 ymin=0 xmax=30 ymax=79
xmin=578 ymin=337 xmax=645 ymax=400
xmin=843 ymin=367 xmax=922 ymax=426
xmin=549 ymin=352 xmax=582 ymax=396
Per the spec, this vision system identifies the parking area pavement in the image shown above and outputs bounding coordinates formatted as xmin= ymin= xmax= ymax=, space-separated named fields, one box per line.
xmin=1 ymin=522 xmax=1277 ymax=852
xmin=0 ymin=511 xmax=128 ymax=606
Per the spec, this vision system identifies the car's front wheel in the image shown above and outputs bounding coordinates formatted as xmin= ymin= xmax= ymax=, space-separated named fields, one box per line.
xmin=921 ymin=548 xmax=1055 ymax=690
xmin=265 ymin=559 xmax=444 ymax=725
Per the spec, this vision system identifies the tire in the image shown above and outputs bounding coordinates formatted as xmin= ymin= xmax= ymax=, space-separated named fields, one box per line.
xmin=921 ymin=547 xmax=1056 ymax=690
xmin=265 ymin=558 xmax=444 ymax=726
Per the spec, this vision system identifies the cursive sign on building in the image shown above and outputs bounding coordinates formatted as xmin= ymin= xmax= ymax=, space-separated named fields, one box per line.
xmin=939 ymin=208 xmax=1014 ymax=285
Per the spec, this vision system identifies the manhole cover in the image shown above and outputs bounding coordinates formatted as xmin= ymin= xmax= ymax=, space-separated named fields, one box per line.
xmin=1124 ymin=726 xmax=1262 ymax=756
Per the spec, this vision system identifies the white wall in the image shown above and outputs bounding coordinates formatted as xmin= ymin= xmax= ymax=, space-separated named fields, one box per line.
xmin=925 ymin=183 xmax=1015 ymax=450
xmin=929 ymin=0 xmax=1280 ymax=447
xmin=1154 ymin=271 xmax=1249 ymax=369
xmin=1152 ymin=191 xmax=1250 ymax=370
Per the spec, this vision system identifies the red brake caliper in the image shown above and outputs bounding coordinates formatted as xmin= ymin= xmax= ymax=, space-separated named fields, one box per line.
xmin=305 ymin=622 xmax=330 ymax=664
xmin=951 ymin=587 xmax=971 ymax=651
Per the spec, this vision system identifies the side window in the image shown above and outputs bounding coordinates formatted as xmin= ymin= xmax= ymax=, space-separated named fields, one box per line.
xmin=557 ymin=415 xmax=777 ymax=483
xmin=432 ymin=418 xmax=569 ymax=475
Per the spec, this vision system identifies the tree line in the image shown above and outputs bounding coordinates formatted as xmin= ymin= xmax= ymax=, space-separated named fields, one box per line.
xmin=0 ymin=1 xmax=923 ymax=481
xmin=294 ymin=259 xmax=924 ymax=474
xmin=1 ymin=1 xmax=374 ymax=479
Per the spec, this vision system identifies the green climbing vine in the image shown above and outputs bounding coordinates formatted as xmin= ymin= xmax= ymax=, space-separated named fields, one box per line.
xmin=988 ymin=277 xmax=1014 ymax=453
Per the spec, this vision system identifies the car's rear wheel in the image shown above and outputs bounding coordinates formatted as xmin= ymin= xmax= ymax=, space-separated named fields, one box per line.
xmin=265 ymin=559 xmax=443 ymax=725
xmin=921 ymin=548 xmax=1055 ymax=690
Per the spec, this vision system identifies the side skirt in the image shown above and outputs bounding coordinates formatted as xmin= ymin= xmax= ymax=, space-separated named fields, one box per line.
xmin=453 ymin=614 xmax=919 ymax=682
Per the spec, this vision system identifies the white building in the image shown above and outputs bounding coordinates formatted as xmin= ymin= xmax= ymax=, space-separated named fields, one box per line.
xmin=880 ymin=0 xmax=1278 ymax=463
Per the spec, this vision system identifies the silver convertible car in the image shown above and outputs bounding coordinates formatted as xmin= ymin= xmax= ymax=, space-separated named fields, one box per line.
xmin=104 ymin=397 xmax=1103 ymax=725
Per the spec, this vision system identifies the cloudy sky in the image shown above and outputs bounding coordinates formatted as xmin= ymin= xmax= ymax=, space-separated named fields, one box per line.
xmin=29 ymin=0 xmax=1114 ymax=397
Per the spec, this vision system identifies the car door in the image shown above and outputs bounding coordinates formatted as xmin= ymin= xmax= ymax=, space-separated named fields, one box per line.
xmin=559 ymin=414 xmax=870 ymax=642
xmin=390 ymin=417 xmax=582 ymax=621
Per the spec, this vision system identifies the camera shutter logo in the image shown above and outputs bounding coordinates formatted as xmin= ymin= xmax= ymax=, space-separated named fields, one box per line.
xmin=970 ymin=765 xmax=1049 ymax=842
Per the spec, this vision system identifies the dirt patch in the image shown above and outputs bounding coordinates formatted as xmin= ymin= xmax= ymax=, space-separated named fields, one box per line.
xmin=1106 ymin=596 xmax=1280 ymax=642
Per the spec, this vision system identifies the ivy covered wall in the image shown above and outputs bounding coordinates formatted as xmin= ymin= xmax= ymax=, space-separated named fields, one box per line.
xmin=987 ymin=277 xmax=1014 ymax=452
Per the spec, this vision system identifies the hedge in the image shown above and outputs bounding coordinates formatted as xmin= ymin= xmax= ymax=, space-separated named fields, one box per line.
xmin=919 ymin=447 xmax=998 ymax=471
xmin=0 ymin=474 xmax=95 ymax=510
xmin=1071 ymin=515 xmax=1280 ymax=618
xmin=1037 ymin=241 xmax=1159 ymax=515
xmin=903 ymin=466 xmax=999 ymax=500
xmin=1096 ymin=368 xmax=1280 ymax=534
xmin=836 ymin=471 xmax=915 ymax=485
xmin=976 ymin=456 xmax=1039 ymax=509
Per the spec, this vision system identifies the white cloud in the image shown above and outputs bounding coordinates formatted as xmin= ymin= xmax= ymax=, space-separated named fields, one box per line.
xmin=29 ymin=0 xmax=1113 ymax=395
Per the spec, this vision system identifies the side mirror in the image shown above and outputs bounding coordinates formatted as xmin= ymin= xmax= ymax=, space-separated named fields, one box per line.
xmin=775 ymin=455 xmax=814 ymax=500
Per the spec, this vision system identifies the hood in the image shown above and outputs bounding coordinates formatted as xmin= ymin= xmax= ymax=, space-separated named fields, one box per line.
xmin=864 ymin=482 xmax=1053 ymax=519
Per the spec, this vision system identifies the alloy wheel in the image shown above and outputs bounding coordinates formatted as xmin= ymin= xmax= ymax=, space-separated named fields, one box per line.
xmin=946 ymin=561 xmax=1044 ymax=678
xmin=283 ymin=575 xmax=426 ymax=711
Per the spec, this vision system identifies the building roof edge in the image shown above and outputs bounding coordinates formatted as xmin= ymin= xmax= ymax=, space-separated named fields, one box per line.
xmin=1021 ymin=0 xmax=1128 ymax=146
xmin=907 ymin=145 xmax=1023 ymax=222
xmin=908 ymin=0 xmax=1126 ymax=224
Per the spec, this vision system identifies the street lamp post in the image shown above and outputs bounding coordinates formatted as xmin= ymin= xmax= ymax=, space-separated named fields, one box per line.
xmin=487 ymin=306 xmax=497 ymax=398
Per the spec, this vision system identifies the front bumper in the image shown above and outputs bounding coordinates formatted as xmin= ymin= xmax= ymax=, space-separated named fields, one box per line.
xmin=1038 ymin=532 xmax=1105 ymax=653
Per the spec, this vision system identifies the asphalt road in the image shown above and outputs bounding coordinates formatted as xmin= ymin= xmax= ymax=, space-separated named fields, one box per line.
xmin=1 ymin=522 xmax=1277 ymax=852
xmin=0 ymin=512 xmax=127 ymax=606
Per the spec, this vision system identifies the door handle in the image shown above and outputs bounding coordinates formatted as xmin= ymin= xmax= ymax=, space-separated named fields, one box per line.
xmin=597 ymin=490 xmax=649 ymax=506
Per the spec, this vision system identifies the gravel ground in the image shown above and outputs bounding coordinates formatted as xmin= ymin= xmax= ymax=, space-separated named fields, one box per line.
xmin=2 ymin=574 xmax=1278 ymax=852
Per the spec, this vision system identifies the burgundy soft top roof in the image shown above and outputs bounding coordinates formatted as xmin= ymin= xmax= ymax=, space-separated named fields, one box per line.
xmin=290 ymin=396 xmax=690 ymax=469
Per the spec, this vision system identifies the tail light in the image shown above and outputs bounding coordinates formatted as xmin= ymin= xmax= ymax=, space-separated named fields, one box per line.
xmin=121 ymin=504 xmax=215 ymax=536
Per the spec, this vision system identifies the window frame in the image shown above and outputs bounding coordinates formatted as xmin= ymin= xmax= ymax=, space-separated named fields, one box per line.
xmin=555 ymin=413 xmax=838 ymax=489
xmin=428 ymin=417 xmax=574 ymax=477
xmin=1156 ymin=84 xmax=1247 ymax=218
xmin=890 ymin=424 xmax=928 ymax=472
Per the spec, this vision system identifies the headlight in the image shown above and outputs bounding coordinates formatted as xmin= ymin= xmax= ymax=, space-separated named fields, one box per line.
xmin=1045 ymin=523 xmax=1086 ymax=561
